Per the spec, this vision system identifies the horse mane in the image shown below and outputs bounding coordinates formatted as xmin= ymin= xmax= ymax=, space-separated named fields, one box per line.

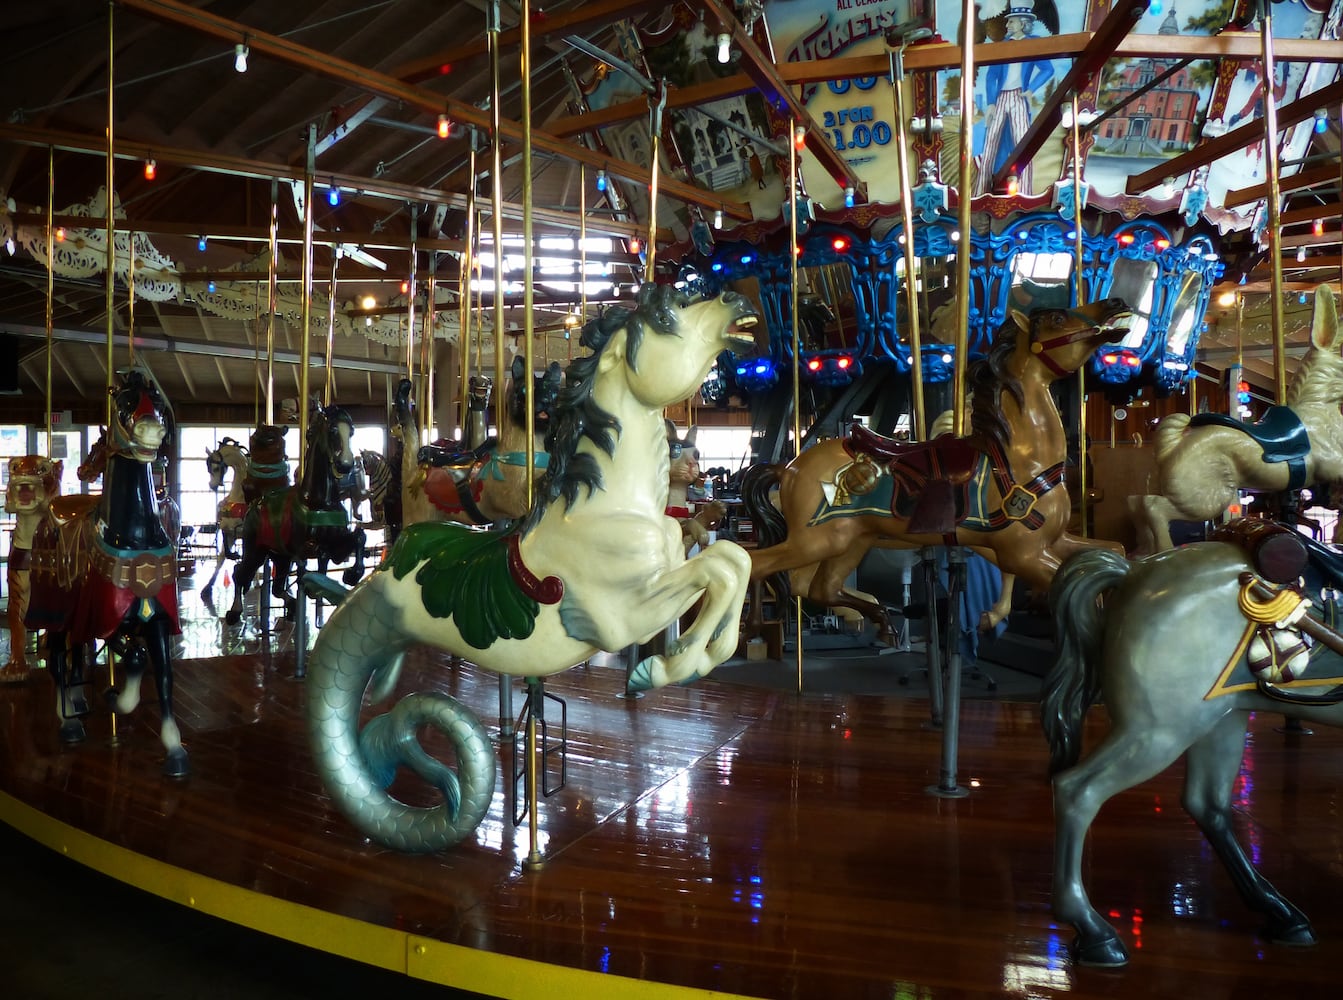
xmin=967 ymin=319 xmax=1024 ymax=454
xmin=1286 ymin=342 xmax=1343 ymax=407
xmin=521 ymin=284 xmax=690 ymax=534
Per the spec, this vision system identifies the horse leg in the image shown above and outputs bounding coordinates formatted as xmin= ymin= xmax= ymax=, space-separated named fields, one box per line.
xmin=110 ymin=635 xmax=147 ymax=716
xmin=48 ymin=632 xmax=88 ymax=744
xmin=226 ymin=548 xmax=263 ymax=624
xmin=275 ymin=556 xmax=296 ymax=620
xmin=1052 ymin=723 xmax=1194 ymax=966
xmin=1132 ymin=494 xmax=1181 ymax=553
xmin=628 ymin=543 xmax=753 ymax=689
xmin=145 ymin=616 xmax=188 ymax=778
xmin=341 ymin=526 xmax=366 ymax=586
xmin=1183 ymin=713 xmax=1314 ymax=946
xmin=807 ymin=549 xmax=895 ymax=641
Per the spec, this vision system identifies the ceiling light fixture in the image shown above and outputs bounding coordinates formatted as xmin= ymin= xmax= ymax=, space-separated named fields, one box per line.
xmin=437 ymin=113 xmax=451 ymax=139
xmin=198 ymin=235 xmax=208 ymax=252
xmin=234 ymin=41 xmax=249 ymax=73
xmin=794 ymin=125 xmax=807 ymax=149
xmin=144 ymin=157 xmax=156 ymax=180
xmin=596 ymin=169 xmax=608 ymax=193
xmin=1315 ymin=109 xmax=1329 ymax=133
xmin=716 ymin=32 xmax=731 ymax=64
xmin=629 ymin=236 xmax=642 ymax=254
xmin=4 ymin=236 xmax=14 ymax=255
xmin=844 ymin=186 xmax=855 ymax=209
xmin=327 ymin=181 xmax=341 ymax=206
xmin=1297 ymin=245 xmax=1307 ymax=262
xmin=713 ymin=208 xmax=723 ymax=230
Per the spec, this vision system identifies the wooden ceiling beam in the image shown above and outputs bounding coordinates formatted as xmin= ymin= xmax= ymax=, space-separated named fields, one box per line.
xmin=1227 ymin=161 xmax=1341 ymax=208
xmin=52 ymin=344 xmax=86 ymax=398
xmin=118 ymin=0 xmax=751 ymax=222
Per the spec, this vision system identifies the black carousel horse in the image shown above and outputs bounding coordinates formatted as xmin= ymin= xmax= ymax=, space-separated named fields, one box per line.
xmin=225 ymin=403 xmax=367 ymax=624
xmin=26 ymin=369 xmax=189 ymax=777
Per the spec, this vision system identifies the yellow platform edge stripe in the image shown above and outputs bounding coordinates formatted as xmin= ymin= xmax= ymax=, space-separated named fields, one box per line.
xmin=1 ymin=791 xmax=759 ymax=1000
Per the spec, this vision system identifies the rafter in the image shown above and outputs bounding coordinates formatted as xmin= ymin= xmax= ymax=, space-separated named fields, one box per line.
xmin=1226 ymin=161 xmax=1341 ymax=208
xmin=117 ymin=0 xmax=752 ymax=223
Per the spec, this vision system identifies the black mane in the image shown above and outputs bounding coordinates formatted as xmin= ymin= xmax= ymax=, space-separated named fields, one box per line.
xmin=521 ymin=284 xmax=694 ymax=535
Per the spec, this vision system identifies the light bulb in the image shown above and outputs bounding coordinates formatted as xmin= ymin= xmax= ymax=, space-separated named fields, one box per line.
xmin=327 ymin=183 xmax=340 ymax=206
xmin=207 ymin=280 xmax=216 ymax=293
xmin=1314 ymin=110 xmax=1328 ymax=134
xmin=234 ymin=43 xmax=249 ymax=73
xmin=1314 ymin=219 xmax=1325 ymax=236
xmin=1150 ymin=0 xmax=1162 ymax=14
xmin=144 ymin=157 xmax=156 ymax=180
xmin=361 ymin=294 xmax=377 ymax=310
xmin=198 ymin=235 xmax=207 ymax=252
xmin=437 ymin=114 xmax=450 ymax=139
xmin=1006 ymin=172 xmax=1019 ymax=196
xmin=713 ymin=209 xmax=723 ymax=230
xmin=55 ymin=227 xmax=65 ymax=242
xmin=1297 ymin=246 xmax=1307 ymax=262
xmin=716 ymin=32 xmax=731 ymax=64
xmin=794 ymin=125 xmax=807 ymax=149
xmin=596 ymin=169 xmax=608 ymax=193
xmin=5 ymin=236 xmax=14 ymax=255
xmin=629 ymin=237 xmax=642 ymax=254
xmin=844 ymin=186 xmax=855 ymax=209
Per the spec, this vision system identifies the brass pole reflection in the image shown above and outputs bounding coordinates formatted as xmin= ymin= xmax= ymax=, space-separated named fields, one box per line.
xmin=789 ymin=119 xmax=804 ymax=696
xmin=459 ymin=147 xmax=477 ymax=436
xmin=266 ymin=179 xmax=278 ymax=426
xmin=1071 ymin=95 xmax=1088 ymax=539
xmin=298 ymin=125 xmax=316 ymax=482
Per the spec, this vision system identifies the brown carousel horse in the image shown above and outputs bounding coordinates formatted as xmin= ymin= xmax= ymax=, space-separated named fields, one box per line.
xmin=26 ymin=370 xmax=189 ymax=777
xmin=224 ymin=403 xmax=367 ymax=624
xmin=740 ymin=296 xmax=1134 ymax=633
xmin=399 ymin=356 xmax=561 ymax=528
xmin=1130 ymin=285 xmax=1343 ymax=552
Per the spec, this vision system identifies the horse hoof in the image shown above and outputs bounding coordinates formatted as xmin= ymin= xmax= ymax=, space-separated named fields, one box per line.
xmin=1072 ymin=933 xmax=1130 ymax=967
xmin=59 ymin=720 xmax=86 ymax=745
xmin=224 ymin=611 xmax=241 ymax=626
xmin=341 ymin=567 xmax=362 ymax=586
xmin=1267 ymin=921 xmax=1317 ymax=947
xmin=162 ymin=751 xmax=190 ymax=780
xmin=627 ymin=657 xmax=660 ymax=692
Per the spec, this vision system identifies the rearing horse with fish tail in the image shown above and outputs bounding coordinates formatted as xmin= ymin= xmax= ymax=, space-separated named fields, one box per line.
xmin=305 ymin=285 xmax=762 ymax=853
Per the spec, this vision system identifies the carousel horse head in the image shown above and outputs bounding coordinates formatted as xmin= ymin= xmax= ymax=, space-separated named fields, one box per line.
xmin=248 ymin=424 xmax=288 ymax=464
xmin=466 ymin=374 xmax=492 ymax=412
xmin=310 ymin=403 xmax=358 ymax=481
xmin=205 ymin=437 xmax=246 ymax=491
xmin=5 ymin=455 xmax=61 ymax=515
xmin=109 ymin=369 xmax=172 ymax=464
xmin=506 ymin=356 xmax=563 ymax=434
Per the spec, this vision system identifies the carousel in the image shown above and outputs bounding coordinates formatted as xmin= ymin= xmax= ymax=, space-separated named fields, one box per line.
xmin=2 ymin=1 xmax=1343 ymax=997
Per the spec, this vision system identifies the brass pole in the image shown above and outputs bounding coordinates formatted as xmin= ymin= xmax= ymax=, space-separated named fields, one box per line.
xmin=519 ymin=0 xmax=543 ymax=874
xmin=1071 ymin=95 xmax=1088 ymax=538
xmin=1259 ymin=0 xmax=1286 ymax=404
xmin=45 ymin=146 xmax=54 ymax=458
xmin=459 ymin=146 xmax=477 ymax=436
xmin=127 ymin=231 xmax=135 ymax=364
xmin=266 ymin=178 xmax=278 ymax=426
xmin=407 ymin=204 xmax=419 ymax=419
xmin=891 ymin=41 xmax=926 ymax=441
xmin=105 ymin=2 xmax=116 ymax=430
xmin=789 ymin=119 xmax=804 ymax=696
xmin=298 ymin=125 xmax=316 ymax=482
xmin=645 ymin=88 xmax=665 ymax=283
xmin=105 ymin=4 xmax=117 ymax=742
xmin=580 ymin=164 xmax=588 ymax=331
xmin=489 ymin=6 xmax=506 ymax=436
xmin=325 ymin=250 xmax=338 ymax=406
xmin=952 ymin=0 xmax=975 ymax=436
xmin=424 ymin=253 xmax=437 ymax=436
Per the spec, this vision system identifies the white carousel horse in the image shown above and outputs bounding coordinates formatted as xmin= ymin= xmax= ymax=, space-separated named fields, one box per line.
xmin=1130 ymin=285 xmax=1343 ymax=552
xmin=305 ymin=285 xmax=760 ymax=852
xmin=202 ymin=437 xmax=249 ymax=590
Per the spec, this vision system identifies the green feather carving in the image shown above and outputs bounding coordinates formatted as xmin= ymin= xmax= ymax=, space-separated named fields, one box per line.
xmin=382 ymin=522 xmax=539 ymax=649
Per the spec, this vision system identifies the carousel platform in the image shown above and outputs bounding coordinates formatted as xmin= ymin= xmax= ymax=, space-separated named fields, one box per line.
xmin=2 ymin=576 xmax=1343 ymax=999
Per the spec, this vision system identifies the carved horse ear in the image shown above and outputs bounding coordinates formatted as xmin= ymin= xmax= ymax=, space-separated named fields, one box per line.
xmin=1310 ymin=284 xmax=1339 ymax=352
xmin=1009 ymin=306 xmax=1031 ymax=334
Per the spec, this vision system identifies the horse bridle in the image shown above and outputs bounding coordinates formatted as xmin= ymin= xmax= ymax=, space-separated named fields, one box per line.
xmin=1028 ymin=307 xmax=1109 ymax=378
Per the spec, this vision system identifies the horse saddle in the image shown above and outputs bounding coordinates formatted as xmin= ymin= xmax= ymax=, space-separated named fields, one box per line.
xmin=844 ymin=422 xmax=980 ymax=534
xmin=1189 ymin=405 xmax=1310 ymax=489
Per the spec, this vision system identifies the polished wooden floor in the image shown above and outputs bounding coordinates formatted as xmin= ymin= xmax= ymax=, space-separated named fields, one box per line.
xmin=2 ymin=578 xmax=1343 ymax=999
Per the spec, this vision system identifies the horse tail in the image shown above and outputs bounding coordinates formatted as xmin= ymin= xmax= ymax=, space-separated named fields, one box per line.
xmin=741 ymin=463 xmax=786 ymax=547
xmin=306 ymin=573 xmax=496 ymax=853
xmin=1153 ymin=413 xmax=1191 ymax=466
xmin=739 ymin=463 xmax=791 ymax=600
xmin=1041 ymin=548 xmax=1132 ymax=778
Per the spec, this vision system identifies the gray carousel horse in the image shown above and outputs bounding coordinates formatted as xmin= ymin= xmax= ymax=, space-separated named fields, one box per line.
xmin=1043 ymin=523 xmax=1343 ymax=966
